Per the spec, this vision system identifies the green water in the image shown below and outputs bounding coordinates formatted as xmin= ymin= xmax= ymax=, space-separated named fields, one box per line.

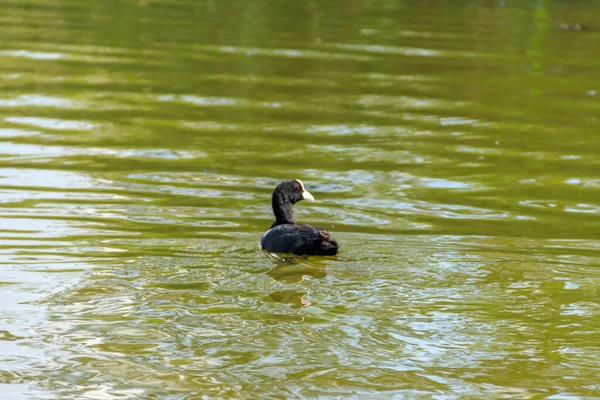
xmin=2 ymin=0 xmax=600 ymax=398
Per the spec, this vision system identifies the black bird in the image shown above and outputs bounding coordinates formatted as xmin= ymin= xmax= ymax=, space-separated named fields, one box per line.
xmin=260 ymin=180 xmax=339 ymax=256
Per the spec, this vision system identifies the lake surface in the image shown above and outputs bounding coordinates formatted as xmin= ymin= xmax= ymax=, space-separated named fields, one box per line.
xmin=2 ymin=0 xmax=600 ymax=398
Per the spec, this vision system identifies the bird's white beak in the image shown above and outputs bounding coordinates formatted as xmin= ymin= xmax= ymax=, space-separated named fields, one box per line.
xmin=302 ymin=190 xmax=315 ymax=202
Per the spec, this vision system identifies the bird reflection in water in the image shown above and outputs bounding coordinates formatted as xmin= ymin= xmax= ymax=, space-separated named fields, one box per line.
xmin=265 ymin=253 xmax=328 ymax=284
xmin=269 ymin=289 xmax=311 ymax=308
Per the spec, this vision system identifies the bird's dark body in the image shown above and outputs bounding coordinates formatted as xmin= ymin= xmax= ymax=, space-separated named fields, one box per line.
xmin=260 ymin=179 xmax=339 ymax=256
xmin=261 ymin=223 xmax=339 ymax=256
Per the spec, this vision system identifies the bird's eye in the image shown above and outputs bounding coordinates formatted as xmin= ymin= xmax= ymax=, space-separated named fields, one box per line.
xmin=296 ymin=185 xmax=301 ymax=191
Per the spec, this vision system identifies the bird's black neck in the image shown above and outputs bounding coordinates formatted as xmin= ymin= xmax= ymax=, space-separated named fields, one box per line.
xmin=271 ymin=192 xmax=296 ymax=227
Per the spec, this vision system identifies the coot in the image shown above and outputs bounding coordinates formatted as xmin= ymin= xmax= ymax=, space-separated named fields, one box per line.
xmin=260 ymin=180 xmax=339 ymax=256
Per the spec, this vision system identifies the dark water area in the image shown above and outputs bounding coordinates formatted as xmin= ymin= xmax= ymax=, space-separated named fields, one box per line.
xmin=2 ymin=0 xmax=600 ymax=398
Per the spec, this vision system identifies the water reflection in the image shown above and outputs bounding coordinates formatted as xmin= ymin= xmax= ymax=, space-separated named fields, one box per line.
xmin=266 ymin=256 xmax=328 ymax=284
xmin=269 ymin=290 xmax=311 ymax=308
xmin=4 ymin=117 xmax=96 ymax=131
